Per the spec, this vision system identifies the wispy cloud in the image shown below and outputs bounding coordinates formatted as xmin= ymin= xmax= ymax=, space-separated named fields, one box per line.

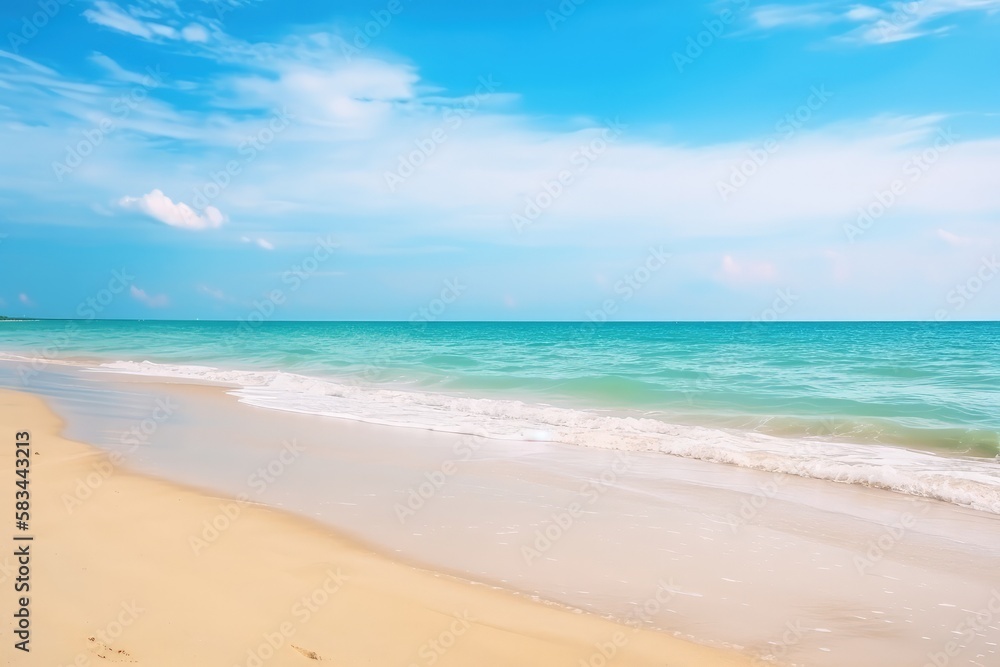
xmin=936 ymin=228 xmax=995 ymax=247
xmin=130 ymin=285 xmax=169 ymax=307
xmin=89 ymin=52 xmax=155 ymax=84
xmin=751 ymin=4 xmax=840 ymax=29
xmin=197 ymin=285 xmax=228 ymax=300
xmin=717 ymin=255 xmax=779 ymax=285
xmin=241 ymin=236 xmax=274 ymax=250
xmin=83 ymin=0 xmax=210 ymax=43
xmin=750 ymin=0 xmax=1000 ymax=44
xmin=0 ymin=50 xmax=57 ymax=75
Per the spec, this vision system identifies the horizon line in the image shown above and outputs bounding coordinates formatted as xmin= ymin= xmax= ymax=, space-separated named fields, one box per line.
xmin=3 ymin=318 xmax=999 ymax=324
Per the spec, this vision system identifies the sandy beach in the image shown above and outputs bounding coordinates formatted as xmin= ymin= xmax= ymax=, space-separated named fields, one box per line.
xmin=5 ymin=0 xmax=1000 ymax=662
xmin=0 ymin=388 xmax=758 ymax=667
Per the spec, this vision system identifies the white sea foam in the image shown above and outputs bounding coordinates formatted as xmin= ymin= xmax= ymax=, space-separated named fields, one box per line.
xmin=90 ymin=359 xmax=1000 ymax=515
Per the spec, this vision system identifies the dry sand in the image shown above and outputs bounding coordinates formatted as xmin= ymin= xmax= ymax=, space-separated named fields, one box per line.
xmin=0 ymin=389 xmax=752 ymax=667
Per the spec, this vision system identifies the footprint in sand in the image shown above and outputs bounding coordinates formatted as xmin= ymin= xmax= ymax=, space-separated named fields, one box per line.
xmin=291 ymin=644 xmax=323 ymax=660
xmin=87 ymin=636 xmax=138 ymax=663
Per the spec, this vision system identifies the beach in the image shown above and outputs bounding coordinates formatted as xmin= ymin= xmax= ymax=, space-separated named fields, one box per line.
xmin=7 ymin=0 xmax=1000 ymax=667
xmin=6 ymin=1 xmax=1000 ymax=663
xmin=0 ymin=388 xmax=757 ymax=667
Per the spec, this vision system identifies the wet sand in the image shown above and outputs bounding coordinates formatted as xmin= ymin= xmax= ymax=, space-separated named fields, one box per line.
xmin=0 ymin=388 xmax=756 ymax=667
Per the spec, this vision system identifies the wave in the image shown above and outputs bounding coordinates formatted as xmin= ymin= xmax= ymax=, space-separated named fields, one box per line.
xmin=703 ymin=414 xmax=1000 ymax=457
xmin=90 ymin=359 xmax=1000 ymax=516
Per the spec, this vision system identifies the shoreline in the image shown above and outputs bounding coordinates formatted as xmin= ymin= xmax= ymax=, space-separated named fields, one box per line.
xmin=0 ymin=388 xmax=755 ymax=666
xmin=3 ymin=352 xmax=998 ymax=516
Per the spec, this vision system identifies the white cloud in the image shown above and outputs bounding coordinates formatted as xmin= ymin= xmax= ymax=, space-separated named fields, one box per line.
xmin=230 ymin=59 xmax=417 ymax=129
xmin=119 ymin=189 xmax=225 ymax=230
xmin=130 ymin=285 xmax=169 ymax=307
xmin=18 ymin=293 xmax=32 ymax=306
xmin=844 ymin=4 xmax=883 ymax=21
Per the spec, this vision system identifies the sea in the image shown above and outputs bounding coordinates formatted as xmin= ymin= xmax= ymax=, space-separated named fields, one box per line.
xmin=2 ymin=320 xmax=998 ymax=513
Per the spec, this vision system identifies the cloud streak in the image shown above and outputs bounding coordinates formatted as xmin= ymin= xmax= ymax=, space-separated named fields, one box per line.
xmin=130 ymin=285 xmax=169 ymax=307
xmin=83 ymin=1 xmax=211 ymax=43
xmin=750 ymin=0 xmax=1000 ymax=44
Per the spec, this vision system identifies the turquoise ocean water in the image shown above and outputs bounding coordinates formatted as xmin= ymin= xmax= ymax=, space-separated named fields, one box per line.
xmin=2 ymin=320 xmax=999 ymax=511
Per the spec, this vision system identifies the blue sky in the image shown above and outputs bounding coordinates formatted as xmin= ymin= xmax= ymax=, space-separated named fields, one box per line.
xmin=1 ymin=0 xmax=999 ymax=321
